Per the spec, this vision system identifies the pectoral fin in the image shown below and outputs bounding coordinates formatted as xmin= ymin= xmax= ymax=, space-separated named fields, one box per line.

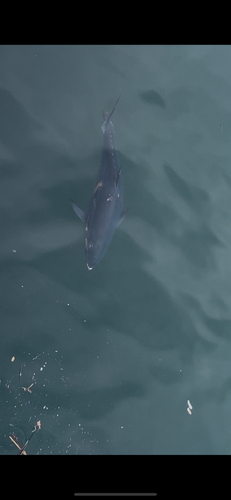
xmin=70 ymin=199 xmax=85 ymax=222
xmin=117 ymin=208 xmax=129 ymax=226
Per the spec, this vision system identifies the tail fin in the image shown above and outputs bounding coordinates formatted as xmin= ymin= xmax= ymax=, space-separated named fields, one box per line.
xmin=102 ymin=96 xmax=120 ymax=125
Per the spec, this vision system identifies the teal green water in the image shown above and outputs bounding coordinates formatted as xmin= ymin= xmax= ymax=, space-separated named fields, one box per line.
xmin=1 ymin=45 xmax=231 ymax=454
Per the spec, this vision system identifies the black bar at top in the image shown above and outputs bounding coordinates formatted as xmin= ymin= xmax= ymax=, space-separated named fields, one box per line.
xmin=74 ymin=494 xmax=157 ymax=497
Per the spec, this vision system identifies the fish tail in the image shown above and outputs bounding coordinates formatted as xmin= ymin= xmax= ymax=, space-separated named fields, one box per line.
xmin=102 ymin=96 xmax=120 ymax=127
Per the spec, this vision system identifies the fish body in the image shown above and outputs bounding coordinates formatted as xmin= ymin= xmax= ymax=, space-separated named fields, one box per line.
xmin=71 ymin=97 xmax=126 ymax=270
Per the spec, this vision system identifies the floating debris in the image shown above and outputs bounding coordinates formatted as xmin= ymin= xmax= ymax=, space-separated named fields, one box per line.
xmin=9 ymin=434 xmax=27 ymax=455
xmin=22 ymin=383 xmax=34 ymax=393
xmin=9 ymin=420 xmax=41 ymax=455
xmin=187 ymin=399 xmax=193 ymax=415
xmin=187 ymin=400 xmax=192 ymax=410
xmin=19 ymin=364 xmax=24 ymax=382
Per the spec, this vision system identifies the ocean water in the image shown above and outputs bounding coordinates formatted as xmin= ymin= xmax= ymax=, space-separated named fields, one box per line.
xmin=1 ymin=44 xmax=231 ymax=455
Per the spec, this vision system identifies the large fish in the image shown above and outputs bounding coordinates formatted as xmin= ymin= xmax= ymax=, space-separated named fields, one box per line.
xmin=71 ymin=97 xmax=127 ymax=270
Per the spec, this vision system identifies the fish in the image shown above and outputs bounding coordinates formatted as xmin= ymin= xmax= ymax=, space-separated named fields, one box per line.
xmin=71 ymin=97 xmax=127 ymax=270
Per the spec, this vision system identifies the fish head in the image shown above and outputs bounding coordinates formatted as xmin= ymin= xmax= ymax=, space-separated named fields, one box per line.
xmin=84 ymin=233 xmax=108 ymax=270
xmin=84 ymin=238 xmax=100 ymax=270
